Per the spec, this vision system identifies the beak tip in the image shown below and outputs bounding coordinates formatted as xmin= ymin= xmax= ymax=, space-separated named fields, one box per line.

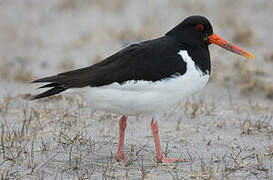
xmin=209 ymin=33 xmax=255 ymax=60
xmin=248 ymin=54 xmax=255 ymax=59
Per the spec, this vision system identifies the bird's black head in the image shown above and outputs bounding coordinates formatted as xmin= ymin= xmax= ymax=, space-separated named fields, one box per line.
xmin=166 ymin=15 xmax=254 ymax=59
xmin=166 ymin=15 xmax=213 ymax=48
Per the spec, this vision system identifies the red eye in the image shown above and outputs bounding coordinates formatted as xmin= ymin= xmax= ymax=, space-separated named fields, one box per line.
xmin=195 ymin=24 xmax=204 ymax=31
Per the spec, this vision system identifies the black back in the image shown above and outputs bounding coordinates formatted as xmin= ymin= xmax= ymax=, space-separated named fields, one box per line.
xmin=84 ymin=37 xmax=187 ymax=86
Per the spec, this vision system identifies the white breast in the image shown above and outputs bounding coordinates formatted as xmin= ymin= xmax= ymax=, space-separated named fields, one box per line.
xmin=86 ymin=50 xmax=210 ymax=116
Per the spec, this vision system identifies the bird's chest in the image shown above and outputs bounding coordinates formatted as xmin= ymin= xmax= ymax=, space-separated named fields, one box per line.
xmin=155 ymin=58 xmax=209 ymax=105
xmin=168 ymin=50 xmax=210 ymax=97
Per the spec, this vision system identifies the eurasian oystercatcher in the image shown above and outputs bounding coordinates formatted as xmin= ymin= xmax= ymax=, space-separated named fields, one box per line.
xmin=31 ymin=16 xmax=254 ymax=163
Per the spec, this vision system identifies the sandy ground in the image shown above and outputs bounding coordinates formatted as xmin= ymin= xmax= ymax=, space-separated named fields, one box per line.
xmin=0 ymin=0 xmax=273 ymax=179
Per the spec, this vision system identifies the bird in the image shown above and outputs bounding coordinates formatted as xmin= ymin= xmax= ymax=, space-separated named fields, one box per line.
xmin=31 ymin=15 xmax=254 ymax=163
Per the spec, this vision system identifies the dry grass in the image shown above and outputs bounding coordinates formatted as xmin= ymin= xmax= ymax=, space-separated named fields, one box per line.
xmin=180 ymin=98 xmax=216 ymax=119
xmin=0 ymin=94 xmax=272 ymax=179
xmin=241 ymin=115 xmax=273 ymax=135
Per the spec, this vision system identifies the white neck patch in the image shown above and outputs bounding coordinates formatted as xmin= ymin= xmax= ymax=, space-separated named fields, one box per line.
xmin=178 ymin=50 xmax=209 ymax=77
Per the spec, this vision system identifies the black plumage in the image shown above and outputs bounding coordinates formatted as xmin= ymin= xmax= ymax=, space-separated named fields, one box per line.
xmin=32 ymin=15 xmax=212 ymax=100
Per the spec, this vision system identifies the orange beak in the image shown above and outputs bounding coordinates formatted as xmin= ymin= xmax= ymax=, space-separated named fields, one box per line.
xmin=208 ymin=33 xmax=255 ymax=59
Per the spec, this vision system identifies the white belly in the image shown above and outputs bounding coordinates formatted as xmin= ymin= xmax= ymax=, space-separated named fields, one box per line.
xmin=86 ymin=50 xmax=210 ymax=116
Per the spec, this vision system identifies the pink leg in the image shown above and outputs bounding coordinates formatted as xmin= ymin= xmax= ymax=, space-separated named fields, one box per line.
xmin=117 ymin=115 xmax=127 ymax=161
xmin=151 ymin=118 xmax=185 ymax=163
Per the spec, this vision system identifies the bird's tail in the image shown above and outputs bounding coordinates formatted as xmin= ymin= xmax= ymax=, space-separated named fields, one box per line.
xmin=31 ymin=66 xmax=92 ymax=100
xmin=31 ymin=75 xmax=67 ymax=100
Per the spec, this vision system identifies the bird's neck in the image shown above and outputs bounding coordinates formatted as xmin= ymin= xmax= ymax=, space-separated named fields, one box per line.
xmin=183 ymin=45 xmax=211 ymax=75
xmin=165 ymin=35 xmax=211 ymax=75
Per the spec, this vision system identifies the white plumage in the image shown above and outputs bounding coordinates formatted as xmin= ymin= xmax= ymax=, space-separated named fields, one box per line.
xmin=87 ymin=50 xmax=210 ymax=115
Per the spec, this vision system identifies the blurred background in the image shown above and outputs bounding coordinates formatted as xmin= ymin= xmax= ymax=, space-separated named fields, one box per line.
xmin=0 ymin=0 xmax=272 ymax=102
xmin=0 ymin=1 xmax=273 ymax=179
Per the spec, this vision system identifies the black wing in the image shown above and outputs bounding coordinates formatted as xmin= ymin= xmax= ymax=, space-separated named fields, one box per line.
xmin=31 ymin=36 xmax=186 ymax=99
